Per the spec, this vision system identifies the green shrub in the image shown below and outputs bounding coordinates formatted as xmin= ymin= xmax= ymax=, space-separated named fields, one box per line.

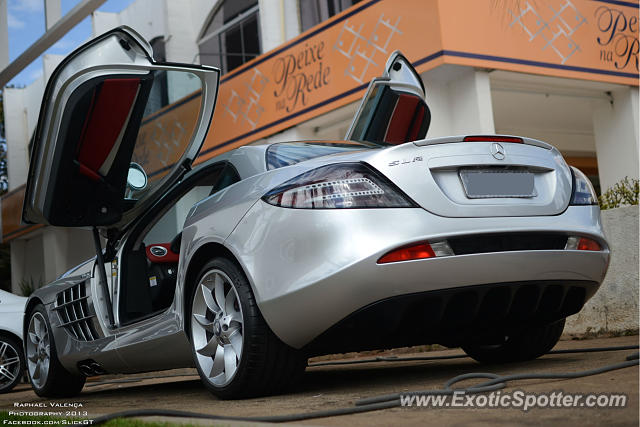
xmin=598 ymin=177 xmax=639 ymax=210
xmin=18 ymin=276 xmax=42 ymax=297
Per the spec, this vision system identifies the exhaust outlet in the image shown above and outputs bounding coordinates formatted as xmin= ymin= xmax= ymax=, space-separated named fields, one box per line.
xmin=77 ymin=359 xmax=107 ymax=376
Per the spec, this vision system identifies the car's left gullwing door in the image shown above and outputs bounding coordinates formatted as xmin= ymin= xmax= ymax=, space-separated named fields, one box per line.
xmin=22 ymin=26 xmax=220 ymax=230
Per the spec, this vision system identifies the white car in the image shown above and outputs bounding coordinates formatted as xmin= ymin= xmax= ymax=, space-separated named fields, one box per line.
xmin=0 ymin=289 xmax=27 ymax=393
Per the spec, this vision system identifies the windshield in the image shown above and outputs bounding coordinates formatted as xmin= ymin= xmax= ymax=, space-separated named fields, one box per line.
xmin=266 ymin=142 xmax=379 ymax=170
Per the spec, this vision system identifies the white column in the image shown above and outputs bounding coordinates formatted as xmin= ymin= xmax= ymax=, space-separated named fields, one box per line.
xmin=283 ymin=0 xmax=300 ymax=42
xmin=43 ymin=54 xmax=64 ymax=81
xmin=164 ymin=0 xmax=198 ymax=63
xmin=0 ymin=0 xmax=8 ymax=70
xmin=10 ymin=233 xmax=45 ymax=294
xmin=259 ymin=0 xmax=301 ymax=53
xmin=593 ymin=86 xmax=640 ymax=192
xmin=448 ymin=68 xmax=495 ymax=135
xmin=422 ymin=66 xmax=495 ymax=138
xmin=9 ymin=240 xmax=25 ymax=294
xmin=258 ymin=0 xmax=285 ymax=53
xmin=45 ymin=0 xmax=62 ymax=30
xmin=92 ymin=11 xmax=119 ymax=37
xmin=42 ymin=227 xmax=66 ymax=283
xmin=2 ymin=88 xmax=29 ymax=192
xmin=41 ymin=227 xmax=94 ymax=283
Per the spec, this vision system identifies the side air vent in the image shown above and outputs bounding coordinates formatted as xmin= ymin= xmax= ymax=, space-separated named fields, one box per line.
xmin=53 ymin=282 xmax=99 ymax=341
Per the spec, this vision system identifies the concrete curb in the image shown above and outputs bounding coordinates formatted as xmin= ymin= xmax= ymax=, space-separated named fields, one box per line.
xmin=566 ymin=205 xmax=639 ymax=335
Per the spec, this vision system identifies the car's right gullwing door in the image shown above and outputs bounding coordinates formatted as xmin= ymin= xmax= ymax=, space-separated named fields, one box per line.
xmin=345 ymin=51 xmax=430 ymax=145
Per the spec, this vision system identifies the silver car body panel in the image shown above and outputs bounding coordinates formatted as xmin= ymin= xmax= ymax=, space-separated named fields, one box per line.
xmin=370 ymin=141 xmax=572 ymax=217
xmin=225 ymin=204 xmax=607 ymax=348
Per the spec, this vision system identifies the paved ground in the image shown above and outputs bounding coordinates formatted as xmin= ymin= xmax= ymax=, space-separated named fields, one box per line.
xmin=1 ymin=335 xmax=638 ymax=426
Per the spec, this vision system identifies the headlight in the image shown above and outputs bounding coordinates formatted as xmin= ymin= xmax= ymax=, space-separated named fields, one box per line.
xmin=569 ymin=166 xmax=598 ymax=205
xmin=262 ymin=163 xmax=416 ymax=209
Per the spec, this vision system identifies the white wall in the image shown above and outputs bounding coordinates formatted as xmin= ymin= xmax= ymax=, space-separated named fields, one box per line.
xmin=592 ymin=87 xmax=640 ymax=192
xmin=422 ymin=65 xmax=495 ymax=138
xmin=10 ymin=234 xmax=44 ymax=294
xmin=164 ymin=0 xmax=197 ymax=64
xmin=43 ymin=54 xmax=64 ymax=81
xmin=488 ymin=70 xmax=639 ymax=192
xmin=190 ymin=0 xmax=216 ymax=37
xmin=3 ymin=79 xmax=42 ymax=191
xmin=3 ymin=54 xmax=64 ymax=192
xmin=10 ymin=227 xmax=95 ymax=293
xmin=92 ymin=0 xmax=166 ymax=42
xmin=565 ymin=206 xmax=639 ymax=335
xmin=295 ymin=102 xmax=358 ymax=140
xmin=491 ymin=86 xmax=600 ymax=155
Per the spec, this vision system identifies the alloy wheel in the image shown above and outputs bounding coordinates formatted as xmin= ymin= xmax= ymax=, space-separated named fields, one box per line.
xmin=0 ymin=339 xmax=21 ymax=391
xmin=26 ymin=312 xmax=50 ymax=389
xmin=191 ymin=269 xmax=244 ymax=387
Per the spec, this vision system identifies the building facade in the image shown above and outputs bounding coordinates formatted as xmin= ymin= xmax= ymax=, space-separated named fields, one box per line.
xmin=1 ymin=0 xmax=638 ymax=293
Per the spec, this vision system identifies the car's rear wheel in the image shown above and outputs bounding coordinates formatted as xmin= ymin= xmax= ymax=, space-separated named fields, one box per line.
xmin=25 ymin=304 xmax=85 ymax=397
xmin=462 ymin=318 xmax=565 ymax=363
xmin=0 ymin=334 xmax=24 ymax=393
xmin=190 ymin=257 xmax=306 ymax=399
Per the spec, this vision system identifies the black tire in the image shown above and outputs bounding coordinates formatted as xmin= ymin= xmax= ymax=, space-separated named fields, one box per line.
xmin=189 ymin=257 xmax=306 ymax=399
xmin=0 ymin=333 xmax=24 ymax=393
xmin=25 ymin=304 xmax=85 ymax=397
xmin=462 ymin=318 xmax=565 ymax=364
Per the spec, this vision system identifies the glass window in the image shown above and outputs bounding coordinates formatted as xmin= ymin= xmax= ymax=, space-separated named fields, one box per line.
xmin=299 ymin=0 xmax=362 ymax=32
xmin=144 ymin=163 xmax=241 ymax=244
xmin=198 ymin=0 xmax=261 ymax=73
xmin=123 ymin=70 xmax=203 ymax=202
xmin=266 ymin=141 xmax=377 ymax=170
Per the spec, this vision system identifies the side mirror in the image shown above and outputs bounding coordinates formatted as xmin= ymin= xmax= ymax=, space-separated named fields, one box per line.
xmin=127 ymin=162 xmax=147 ymax=193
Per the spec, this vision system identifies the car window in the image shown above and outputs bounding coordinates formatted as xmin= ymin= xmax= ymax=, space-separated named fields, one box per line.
xmin=265 ymin=142 xmax=379 ymax=170
xmin=143 ymin=163 xmax=240 ymax=244
xmin=124 ymin=70 xmax=204 ymax=202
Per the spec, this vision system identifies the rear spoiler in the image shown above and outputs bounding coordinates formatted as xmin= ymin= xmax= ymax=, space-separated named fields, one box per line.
xmin=414 ymin=134 xmax=553 ymax=150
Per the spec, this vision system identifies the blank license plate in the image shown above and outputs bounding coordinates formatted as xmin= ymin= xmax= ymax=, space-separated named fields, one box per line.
xmin=459 ymin=169 xmax=536 ymax=198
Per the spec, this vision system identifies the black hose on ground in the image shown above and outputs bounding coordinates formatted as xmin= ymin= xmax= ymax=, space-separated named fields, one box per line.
xmin=308 ymin=344 xmax=639 ymax=367
xmin=71 ymin=345 xmax=639 ymax=426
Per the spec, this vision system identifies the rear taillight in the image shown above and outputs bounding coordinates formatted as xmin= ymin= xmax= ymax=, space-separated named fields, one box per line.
xmin=463 ymin=135 xmax=524 ymax=143
xmin=262 ymin=163 xmax=415 ymax=209
xmin=378 ymin=243 xmax=435 ymax=264
xmin=565 ymin=236 xmax=602 ymax=251
xmin=569 ymin=167 xmax=598 ymax=205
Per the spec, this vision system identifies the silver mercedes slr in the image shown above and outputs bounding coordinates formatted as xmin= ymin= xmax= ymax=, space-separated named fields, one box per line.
xmin=22 ymin=27 xmax=609 ymax=399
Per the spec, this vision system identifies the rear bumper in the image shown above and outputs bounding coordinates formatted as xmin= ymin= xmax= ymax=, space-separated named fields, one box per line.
xmin=226 ymin=204 xmax=609 ymax=349
xmin=304 ymin=280 xmax=598 ymax=356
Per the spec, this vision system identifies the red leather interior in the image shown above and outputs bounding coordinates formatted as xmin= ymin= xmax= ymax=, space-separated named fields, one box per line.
xmin=145 ymin=243 xmax=180 ymax=264
xmin=76 ymin=78 xmax=141 ymax=181
xmin=384 ymin=93 xmax=423 ymax=145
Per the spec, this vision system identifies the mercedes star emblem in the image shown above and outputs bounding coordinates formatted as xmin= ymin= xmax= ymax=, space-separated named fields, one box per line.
xmin=491 ymin=143 xmax=506 ymax=160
